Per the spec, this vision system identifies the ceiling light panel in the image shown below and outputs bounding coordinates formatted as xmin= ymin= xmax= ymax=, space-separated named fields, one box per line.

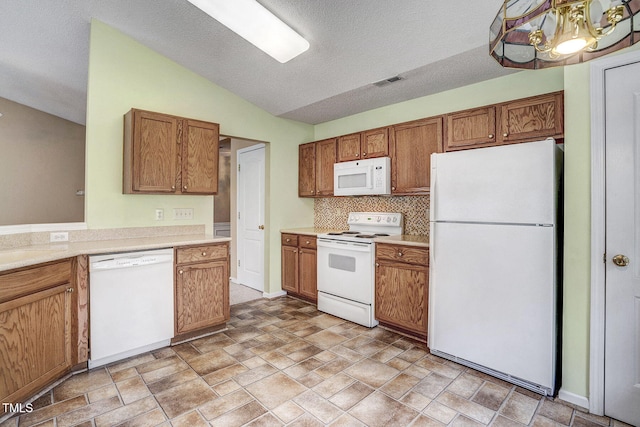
xmin=187 ymin=0 xmax=310 ymax=63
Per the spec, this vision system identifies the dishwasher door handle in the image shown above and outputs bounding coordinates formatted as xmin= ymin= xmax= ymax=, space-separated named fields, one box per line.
xmin=90 ymin=252 xmax=173 ymax=271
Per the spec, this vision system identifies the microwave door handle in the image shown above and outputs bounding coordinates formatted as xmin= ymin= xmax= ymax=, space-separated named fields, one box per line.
xmin=366 ymin=165 xmax=373 ymax=189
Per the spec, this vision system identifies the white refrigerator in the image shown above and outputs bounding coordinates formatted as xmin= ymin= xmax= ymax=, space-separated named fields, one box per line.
xmin=428 ymin=139 xmax=562 ymax=396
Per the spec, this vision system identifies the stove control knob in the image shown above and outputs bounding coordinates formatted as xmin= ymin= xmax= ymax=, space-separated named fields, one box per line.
xmin=353 ymin=215 xmax=360 ymax=221
xmin=386 ymin=217 xmax=391 ymax=223
xmin=392 ymin=217 xmax=398 ymax=223
xmin=376 ymin=216 xmax=381 ymax=222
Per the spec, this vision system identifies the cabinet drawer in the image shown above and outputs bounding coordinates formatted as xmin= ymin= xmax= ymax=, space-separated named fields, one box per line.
xmin=376 ymin=243 xmax=428 ymax=265
xmin=0 ymin=260 xmax=72 ymax=303
xmin=281 ymin=234 xmax=299 ymax=247
xmin=176 ymin=244 xmax=228 ymax=264
xmin=299 ymin=236 xmax=317 ymax=249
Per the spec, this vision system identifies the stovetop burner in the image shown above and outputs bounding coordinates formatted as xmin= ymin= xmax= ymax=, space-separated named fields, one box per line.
xmin=317 ymin=212 xmax=404 ymax=243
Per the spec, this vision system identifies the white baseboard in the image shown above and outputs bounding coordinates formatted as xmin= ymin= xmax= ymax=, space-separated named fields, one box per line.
xmin=263 ymin=290 xmax=286 ymax=299
xmin=229 ymin=277 xmax=239 ymax=284
xmin=557 ymin=388 xmax=589 ymax=410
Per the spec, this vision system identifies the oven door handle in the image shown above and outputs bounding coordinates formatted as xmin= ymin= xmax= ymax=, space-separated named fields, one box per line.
xmin=317 ymin=239 xmax=372 ymax=252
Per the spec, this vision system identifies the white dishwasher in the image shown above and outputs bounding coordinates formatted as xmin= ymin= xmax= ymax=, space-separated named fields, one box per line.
xmin=89 ymin=248 xmax=174 ymax=368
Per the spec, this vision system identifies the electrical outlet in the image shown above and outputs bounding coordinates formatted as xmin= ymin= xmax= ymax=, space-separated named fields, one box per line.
xmin=50 ymin=232 xmax=69 ymax=242
xmin=173 ymin=208 xmax=194 ymax=220
xmin=155 ymin=209 xmax=164 ymax=221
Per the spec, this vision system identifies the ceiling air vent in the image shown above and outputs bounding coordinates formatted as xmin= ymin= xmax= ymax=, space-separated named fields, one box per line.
xmin=373 ymin=76 xmax=403 ymax=87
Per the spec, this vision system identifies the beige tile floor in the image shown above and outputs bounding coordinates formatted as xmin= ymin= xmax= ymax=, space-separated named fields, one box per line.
xmin=1 ymin=297 xmax=632 ymax=427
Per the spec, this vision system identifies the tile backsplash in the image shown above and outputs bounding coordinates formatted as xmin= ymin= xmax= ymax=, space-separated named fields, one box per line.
xmin=314 ymin=196 xmax=430 ymax=236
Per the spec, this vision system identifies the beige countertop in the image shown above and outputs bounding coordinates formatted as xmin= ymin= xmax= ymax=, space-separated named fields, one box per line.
xmin=0 ymin=234 xmax=231 ymax=272
xmin=374 ymin=235 xmax=429 ymax=248
xmin=280 ymin=227 xmax=342 ymax=236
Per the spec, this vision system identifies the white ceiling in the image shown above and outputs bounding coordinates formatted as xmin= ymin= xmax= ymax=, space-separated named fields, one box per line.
xmin=0 ymin=0 xmax=515 ymax=126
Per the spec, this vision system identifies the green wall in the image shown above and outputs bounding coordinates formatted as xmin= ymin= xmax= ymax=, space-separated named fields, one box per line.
xmin=314 ymin=68 xmax=591 ymax=399
xmin=85 ymin=20 xmax=314 ymax=294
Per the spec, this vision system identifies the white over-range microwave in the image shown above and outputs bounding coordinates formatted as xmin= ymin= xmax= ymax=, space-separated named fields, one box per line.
xmin=334 ymin=157 xmax=391 ymax=196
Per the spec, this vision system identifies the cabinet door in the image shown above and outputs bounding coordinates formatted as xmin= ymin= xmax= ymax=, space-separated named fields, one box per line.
xmin=362 ymin=127 xmax=389 ymax=159
xmin=390 ymin=117 xmax=443 ymax=195
xmin=132 ymin=110 xmax=179 ymax=193
xmin=375 ymin=260 xmax=428 ymax=336
xmin=499 ymin=92 xmax=563 ymax=143
xmin=281 ymin=245 xmax=298 ymax=293
xmin=298 ymin=142 xmax=316 ymax=197
xmin=0 ymin=283 xmax=73 ymax=404
xmin=298 ymin=248 xmax=317 ymax=302
xmin=175 ymin=260 xmax=229 ymax=334
xmin=337 ymin=133 xmax=362 ymax=162
xmin=446 ymin=107 xmax=496 ymax=151
xmin=181 ymin=119 xmax=219 ymax=194
xmin=315 ymin=138 xmax=337 ymax=196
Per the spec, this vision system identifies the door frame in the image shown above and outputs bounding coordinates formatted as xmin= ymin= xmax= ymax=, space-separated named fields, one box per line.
xmin=589 ymin=48 xmax=640 ymax=416
xmin=236 ymin=143 xmax=266 ymax=291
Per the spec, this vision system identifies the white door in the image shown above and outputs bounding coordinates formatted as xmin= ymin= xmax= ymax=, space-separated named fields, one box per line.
xmin=237 ymin=145 xmax=265 ymax=291
xmin=604 ymin=60 xmax=640 ymax=424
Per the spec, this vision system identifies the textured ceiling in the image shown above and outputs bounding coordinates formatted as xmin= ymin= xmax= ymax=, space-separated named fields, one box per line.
xmin=0 ymin=0 xmax=514 ymax=125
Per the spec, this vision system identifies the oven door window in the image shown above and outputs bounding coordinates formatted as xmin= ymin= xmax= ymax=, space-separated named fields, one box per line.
xmin=329 ymin=253 xmax=356 ymax=272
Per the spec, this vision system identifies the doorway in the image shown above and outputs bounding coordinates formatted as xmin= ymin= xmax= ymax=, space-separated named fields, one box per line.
xmin=590 ymin=49 xmax=640 ymax=424
xmin=236 ymin=144 xmax=266 ymax=292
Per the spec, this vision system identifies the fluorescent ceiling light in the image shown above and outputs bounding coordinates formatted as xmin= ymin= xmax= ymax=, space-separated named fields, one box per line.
xmin=188 ymin=0 xmax=310 ymax=63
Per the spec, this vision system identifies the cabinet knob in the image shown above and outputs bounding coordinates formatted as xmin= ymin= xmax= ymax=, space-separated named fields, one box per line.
xmin=183 ymin=186 xmax=188 ymax=190
xmin=375 ymin=263 xmax=379 ymax=267
xmin=310 ymin=191 xmax=315 ymax=195
xmin=398 ymin=251 xmax=404 ymax=257
xmin=171 ymin=186 xmax=176 ymax=190
xmin=286 ymin=238 xmax=291 ymax=242
xmin=66 ymin=287 xmax=74 ymax=293
xmin=391 ymin=186 xmax=396 ymax=191
xmin=202 ymin=252 xmax=207 ymax=256
xmin=488 ymin=134 xmax=494 ymax=139
xmin=355 ymin=153 xmax=359 ymax=157
xmin=503 ymin=132 xmax=508 ymax=137
xmin=363 ymin=152 xmax=367 ymax=157
xmin=179 ymin=270 xmax=183 ymax=275
xmin=259 ymin=225 xmax=265 ymax=230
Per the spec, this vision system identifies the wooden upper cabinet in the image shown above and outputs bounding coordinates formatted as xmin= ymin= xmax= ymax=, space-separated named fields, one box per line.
xmin=126 ymin=110 xmax=179 ymax=193
xmin=182 ymin=119 xmax=220 ymax=194
xmin=337 ymin=133 xmax=361 ymax=162
xmin=446 ymin=107 xmax=496 ymax=151
xmin=299 ymin=138 xmax=336 ymax=197
xmin=390 ymin=117 xmax=443 ymax=195
xmin=362 ymin=127 xmax=389 ymax=159
xmin=499 ymin=92 xmax=564 ymax=144
xmin=315 ymin=138 xmax=337 ymax=196
xmin=337 ymin=127 xmax=389 ymax=162
xmin=123 ymin=109 xmax=219 ymax=195
xmin=298 ymin=142 xmax=316 ymax=197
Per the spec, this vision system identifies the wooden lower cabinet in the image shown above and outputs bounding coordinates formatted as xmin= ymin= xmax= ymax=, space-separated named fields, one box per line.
xmin=281 ymin=233 xmax=317 ymax=303
xmin=375 ymin=243 xmax=429 ymax=341
xmin=175 ymin=243 xmax=230 ymax=337
xmin=0 ymin=260 xmax=75 ymax=410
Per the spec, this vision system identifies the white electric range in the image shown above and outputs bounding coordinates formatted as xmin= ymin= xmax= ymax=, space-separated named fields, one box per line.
xmin=316 ymin=212 xmax=404 ymax=327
